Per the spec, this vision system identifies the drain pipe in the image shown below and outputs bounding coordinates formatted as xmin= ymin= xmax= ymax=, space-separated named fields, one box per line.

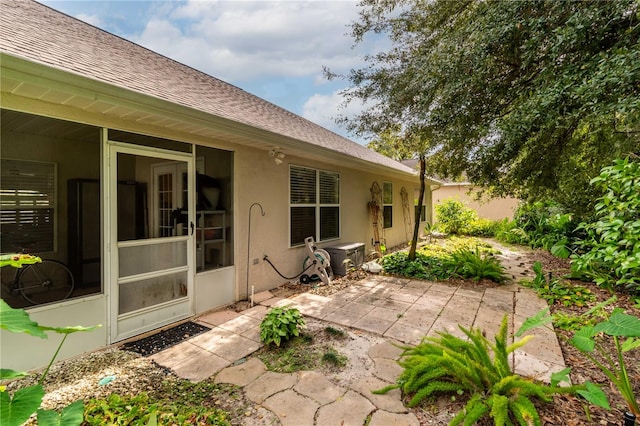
xmin=246 ymin=203 xmax=265 ymax=301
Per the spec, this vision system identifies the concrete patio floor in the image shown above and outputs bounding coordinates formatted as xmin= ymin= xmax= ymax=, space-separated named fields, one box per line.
xmin=149 ymin=246 xmax=566 ymax=425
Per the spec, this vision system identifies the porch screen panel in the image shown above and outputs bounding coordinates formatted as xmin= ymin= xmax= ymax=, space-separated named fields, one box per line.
xmin=119 ymin=270 xmax=188 ymax=314
xmin=0 ymin=159 xmax=56 ymax=253
xmin=119 ymin=240 xmax=187 ymax=277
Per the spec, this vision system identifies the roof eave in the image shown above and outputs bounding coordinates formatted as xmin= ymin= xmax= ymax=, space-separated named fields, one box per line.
xmin=1 ymin=52 xmax=419 ymax=178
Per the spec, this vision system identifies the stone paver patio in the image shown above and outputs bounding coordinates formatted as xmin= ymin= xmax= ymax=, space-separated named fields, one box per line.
xmin=147 ymin=246 xmax=565 ymax=425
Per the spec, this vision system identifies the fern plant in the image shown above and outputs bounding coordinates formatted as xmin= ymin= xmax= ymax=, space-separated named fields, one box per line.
xmin=375 ymin=315 xmax=579 ymax=425
xmin=445 ymin=248 xmax=507 ymax=283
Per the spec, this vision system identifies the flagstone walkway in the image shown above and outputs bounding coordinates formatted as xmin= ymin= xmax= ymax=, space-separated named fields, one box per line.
xmin=149 ymin=246 xmax=566 ymax=425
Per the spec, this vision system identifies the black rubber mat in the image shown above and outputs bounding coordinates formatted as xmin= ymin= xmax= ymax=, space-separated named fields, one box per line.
xmin=121 ymin=322 xmax=211 ymax=356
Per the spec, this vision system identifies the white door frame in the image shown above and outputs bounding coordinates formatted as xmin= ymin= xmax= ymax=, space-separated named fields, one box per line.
xmin=105 ymin=139 xmax=195 ymax=343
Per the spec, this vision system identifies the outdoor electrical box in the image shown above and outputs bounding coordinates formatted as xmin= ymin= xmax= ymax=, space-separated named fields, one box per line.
xmin=325 ymin=242 xmax=365 ymax=276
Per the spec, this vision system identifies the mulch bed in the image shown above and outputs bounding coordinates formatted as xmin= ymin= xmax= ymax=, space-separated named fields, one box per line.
xmin=121 ymin=322 xmax=211 ymax=356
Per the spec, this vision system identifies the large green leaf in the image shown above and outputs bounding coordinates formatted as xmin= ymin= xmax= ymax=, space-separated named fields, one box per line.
xmin=621 ymin=337 xmax=640 ymax=353
xmin=577 ymin=382 xmax=610 ymax=410
xmin=0 ymin=299 xmax=47 ymax=339
xmin=0 ymin=368 xmax=28 ymax=381
xmin=40 ymin=324 xmax=101 ymax=335
xmin=37 ymin=400 xmax=84 ymax=426
xmin=593 ymin=311 xmax=640 ymax=337
xmin=515 ymin=308 xmax=552 ymax=337
xmin=570 ymin=326 xmax=596 ymax=353
xmin=0 ymin=384 xmax=45 ymax=426
xmin=550 ymin=367 xmax=571 ymax=387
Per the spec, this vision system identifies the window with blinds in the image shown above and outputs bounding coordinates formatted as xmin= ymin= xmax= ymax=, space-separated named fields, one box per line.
xmin=1 ymin=159 xmax=57 ymax=253
xmin=383 ymin=181 xmax=393 ymax=229
xmin=290 ymin=165 xmax=340 ymax=246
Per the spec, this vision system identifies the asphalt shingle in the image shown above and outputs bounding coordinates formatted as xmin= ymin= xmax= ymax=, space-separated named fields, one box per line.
xmin=0 ymin=0 xmax=415 ymax=174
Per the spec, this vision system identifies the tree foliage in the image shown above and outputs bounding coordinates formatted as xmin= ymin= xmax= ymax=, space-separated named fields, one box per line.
xmin=572 ymin=158 xmax=640 ymax=293
xmin=333 ymin=0 xmax=639 ymax=211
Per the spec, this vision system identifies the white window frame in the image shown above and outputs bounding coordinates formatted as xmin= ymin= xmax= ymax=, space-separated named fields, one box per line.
xmin=0 ymin=158 xmax=57 ymax=254
xmin=289 ymin=165 xmax=340 ymax=247
xmin=383 ymin=181 xmax=393 ymax=229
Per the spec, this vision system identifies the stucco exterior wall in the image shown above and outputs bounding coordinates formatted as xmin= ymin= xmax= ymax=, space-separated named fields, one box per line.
xmin=433 ymin=184 xmax=519 ymax=221
xmin=232 ymin=146 xmax=427 ymax=298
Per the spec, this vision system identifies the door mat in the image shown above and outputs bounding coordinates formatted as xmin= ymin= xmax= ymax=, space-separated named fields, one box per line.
xmin=121 ymin=322 xmax=211 ymax=356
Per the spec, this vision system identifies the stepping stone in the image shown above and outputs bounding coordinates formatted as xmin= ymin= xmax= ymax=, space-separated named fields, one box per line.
xmin=294 ymin=371 xmax=346 ymax=405
xmin=263 ymin=389 xmax=319 ymax=426
xmin=246 ymin=371 xmax=298 ymax=403
xmin=372 ymin=357 xmax=403 ymax=383
xmin=315 ymin=390 xmax=375 ymax=425
xmin=352 ymin=376 xmax=407 ymax=413
xmin=214 ymin=357 xmax=266 ymax=386
xmin=368 ymin=340 xmax=403 ymax=360
xmin=197 ymin=310 xmax=240 ymax=326
xmin=251 ymin=291 xmax=274 ymax=303
xmin=369 ymin=410 xmax=420 ymax=426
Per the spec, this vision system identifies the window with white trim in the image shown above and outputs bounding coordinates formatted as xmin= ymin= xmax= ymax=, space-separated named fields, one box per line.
xmin=1 ymin=159 xmax=56 ymax=253
xmin=383 ymin=181 xmax=393 ymax=229
xmin=290 ymin=165 xmax=340 ymax=246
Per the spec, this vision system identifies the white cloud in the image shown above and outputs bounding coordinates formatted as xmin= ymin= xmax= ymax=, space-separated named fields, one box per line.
xmin=302 ymin=90 xmax=367 ymax=143
xmin=131 ymin=0 xmax=371 ymax=83
xmin=74 ymin=13 xmax=103 ymax=27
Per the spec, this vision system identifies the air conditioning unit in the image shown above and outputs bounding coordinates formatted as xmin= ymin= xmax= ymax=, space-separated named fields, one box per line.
xmin=325 ymin=242 xmax=365 ymax=276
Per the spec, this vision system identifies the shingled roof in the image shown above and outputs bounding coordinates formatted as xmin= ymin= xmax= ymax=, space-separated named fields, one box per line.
xmin=0 ymin=0 xmax=415 ymax=175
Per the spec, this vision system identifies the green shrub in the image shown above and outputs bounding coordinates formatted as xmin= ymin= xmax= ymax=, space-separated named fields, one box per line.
xmin=522 ymin=262 xmax=596 ymax=308
xmin=464 ymin=217 xmax=499 ymax=237
xmin=374 ymin=316 xmax=578 ymax=424
xmin=444 ymin=248 xmax=507 ymax=283
xmin=512 ymin=200 xmax=578 ymax=256
xmin=494 ymin=219 xmax=528 ymax=245
xmin=260 ymin=306 xmax=306 ymax=347
xmin=381 ymin=237 xmax=503 ymax=282
xmin=434 ymin=198 xmax=478 ymax=235
xmin=571 ymin=158 xmax=640 ymax=293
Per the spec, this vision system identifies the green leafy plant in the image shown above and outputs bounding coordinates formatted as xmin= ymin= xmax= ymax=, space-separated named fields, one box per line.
xmin=84 ymin=380 xmax=231 ymax=425
xmin=375 ymin=315 xmax=580 ymax=425
xmin=571 ymin=158 xmax=640 ymax=293
xmin=445 ymin=248 xmax=507 ymax=283
xmin=434 ymin=198 xmax=478 ymax=235
xmin=260 ymin=306 xmax=306 ymax=347
xmin=521 ymin=307 xmax=640 ymax=418
xmin=494 ymin=219 xmax=529 ymax=245
xmin=570 ymin=310 xmax=640 ymax=417
xmin=381 ymin=236 xmax=501 ymax=281
xmin=322 ymin=349 xmax=348 ymax=368
xmin=463 ymin=217 xmax=499 ymax=237
xmin=0 ymin=299 xmax=100 ymax=426
xmin=522 ymin=262 xmax=596 ymax=307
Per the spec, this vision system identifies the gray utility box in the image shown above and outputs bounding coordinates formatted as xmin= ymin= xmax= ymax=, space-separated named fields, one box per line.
xmin=325 ymin=242 xmax=365 ymax=276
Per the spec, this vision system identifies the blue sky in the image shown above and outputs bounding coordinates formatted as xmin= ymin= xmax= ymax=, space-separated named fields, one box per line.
xmin=39 ymin=0 xmax=384 ymax=143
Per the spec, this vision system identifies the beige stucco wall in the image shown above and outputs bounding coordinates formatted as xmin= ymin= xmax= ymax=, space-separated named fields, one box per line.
xmin=1 ymin=75 xmax=429 ymax=371
xmin=433 ymin=184 xmax=519 ymax=221
xmin=230 ymin=145 xmax=429 ymax=299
